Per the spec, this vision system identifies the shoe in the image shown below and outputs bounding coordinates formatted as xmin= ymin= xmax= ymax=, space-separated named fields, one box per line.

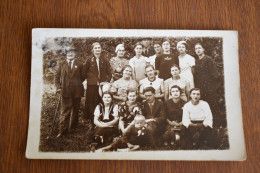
xmin=56 ymin=133 xmax=63 ymax=138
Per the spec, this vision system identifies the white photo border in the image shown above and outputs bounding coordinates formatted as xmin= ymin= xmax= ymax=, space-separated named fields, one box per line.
xmin=26 ymin=29 xmax=246 ymax=161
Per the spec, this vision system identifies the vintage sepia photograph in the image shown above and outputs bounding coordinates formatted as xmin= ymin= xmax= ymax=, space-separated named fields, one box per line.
xmin=26 ymin=29 xmax=245 ymax=160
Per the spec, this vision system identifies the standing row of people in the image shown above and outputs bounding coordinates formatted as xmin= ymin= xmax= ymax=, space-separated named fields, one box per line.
xmin=54 ymin=38 xmax=221 ymax=150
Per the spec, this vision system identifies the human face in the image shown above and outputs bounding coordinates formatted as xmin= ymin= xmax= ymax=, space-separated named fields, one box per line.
xmin=170 ymin=66 xmax=180 ymax=77
xmin=128 ymin=91 xmax=137 ymax=103
xmin=135 ymin=45 xmax=143 ymax=56
xmin=134 ymin=118 xmax=145 ymax=129
xmin=177 ymin=44 xmax=186 ymax=54
xmin=66 ymin=51 xmax=76 ymax=60
xmin=123 ymin=67 xmax=132 ymax=78
xmin=162 ymin=41 xmax=170 ymax=52
xmin=92 ymin=44 xmax=102 ymax=56
xmin=117 ymin=47 xmax=125 ymax=58
xmin=145 ymin=66 xmax=155 ymax=79
xmin=195 ymin=45 xmax=205 ymax=56
xmin=190 ymin=90 xmax=201 ymax=102
xmin=142 ymin=39 xmax=151 ymax=48
xmin=154 ymin=44 xmax=162 ymax=54
xmin=171 ymin=88 xmax=181 ymax=99
xmin=144 ymin=91 xmax=155 ymax=103
xmin=102 ymin=94 xmax=112 ymax=104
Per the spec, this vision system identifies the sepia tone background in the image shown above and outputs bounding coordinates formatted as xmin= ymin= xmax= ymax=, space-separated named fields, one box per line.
xmin=0 ymin=0 xmax=259 ymax=172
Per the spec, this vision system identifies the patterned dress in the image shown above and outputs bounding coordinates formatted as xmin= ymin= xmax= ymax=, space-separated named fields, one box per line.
xmin=194 ymin=55 xmax=219 ymax=121
xmin=110 ymin=78 xmax=139 ymax=103
xmin=118 ymin=101 xmax=142 ymax=128
xmin=109 ymin=56 xmax=129 ymax=73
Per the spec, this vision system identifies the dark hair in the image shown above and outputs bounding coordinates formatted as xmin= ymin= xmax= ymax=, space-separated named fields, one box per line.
xmin=170 ymin=64 xmax=180 ymax=70
xmin=170 ymin=85 xmax=182 ymax=95
xmin=195 ymin=43 xmax=205 ymax=49
xmin=91 ymin=42 xmax=101 ymax=50
xmin=122 ymin=65 xmax=133 ymax=73
xmin=144 ymin=65 xmax=157 ymax=77
xmin=153 ymin=41 xmax=162 ymax=46
xmin=143 ymin=86 xmax=155 ymax=94
xmin=134 ymin=42 xmax=143 ymax=49
xmin=162 ymin=38 xmax=171 ymax=45
xmin=127 ymin=89 xmax=138 ymax=96
xmin=102 ymin=91 xmax=113 ymax=98
xmin=189 ymin=88 xmax=201 ymax=95
xmin=145 ymin=65 xmax=155 ymax=71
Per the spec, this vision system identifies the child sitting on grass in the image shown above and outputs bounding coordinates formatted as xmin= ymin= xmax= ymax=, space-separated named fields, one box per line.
xmin=101 ymin=115 xmax=154 ymax=152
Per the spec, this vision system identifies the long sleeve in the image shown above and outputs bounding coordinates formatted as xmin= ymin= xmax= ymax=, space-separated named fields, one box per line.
xmin=155 ymin=54 xmax=161 ymax=70
xmin=82 ymin=59 xmax=90 ymax=79
xmin=105 ymin=59 xmax=112 ymax=82
xmin=182 ymin=103 xmax=191 ymax=128
xmin=208 ymin=57 xmax=219 ymax=79
xmin=202 ymin=102 xmax=213 ymax=128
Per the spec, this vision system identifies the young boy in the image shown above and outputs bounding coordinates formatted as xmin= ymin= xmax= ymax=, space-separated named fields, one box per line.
xmin=101 ymin=115 xmax=153 ymax=151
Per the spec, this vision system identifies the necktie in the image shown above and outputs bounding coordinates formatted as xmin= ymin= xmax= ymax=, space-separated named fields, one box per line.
xmin=149 ymin=103 xmax=153 ymax=114
xmin=69 ymin=60 xmax=72 ymax=72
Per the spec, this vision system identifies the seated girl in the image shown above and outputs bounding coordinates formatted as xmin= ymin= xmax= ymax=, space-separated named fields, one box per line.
xmin=110 ymin=65 xmax=139 ymax=104
xmin=139 ymin=65 xmax=164 ymax=101
xmin=91 ymin=91 xmax=119 ymax=150
xmin=182 ymin=88 xmax=220 ymax=149
xmin=118 ymin=89 xmax=142 ymax=134
xmin=164 ymin=64 xmax=191 ymax=101
xmin=163 ymin=85 xmax=186 ymax=146
xmin=101 ymin=115 xmax=154 ymax=152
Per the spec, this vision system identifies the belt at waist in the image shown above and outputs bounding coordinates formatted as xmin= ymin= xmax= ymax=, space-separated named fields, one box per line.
xmin=191 ymin=120 xmax=203 ymax=124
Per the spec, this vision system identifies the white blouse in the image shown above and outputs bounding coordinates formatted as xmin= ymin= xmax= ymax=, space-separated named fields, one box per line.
xmin=94 ymin=104 xmax=118 ymax=120
xmin=139 ymin=77 xmax=164 ymax=94
xmin=182 ymin=100 xmax=213 ymax=128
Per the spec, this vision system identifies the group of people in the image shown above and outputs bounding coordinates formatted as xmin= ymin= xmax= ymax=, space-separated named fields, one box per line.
xmin=55 ymin=38 xmax=221 ymax=151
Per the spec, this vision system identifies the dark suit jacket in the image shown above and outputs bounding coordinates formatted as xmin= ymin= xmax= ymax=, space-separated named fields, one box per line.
xmin=141 ymin=100 xmax=166 ymax=125
xmin=55 ymin=59 xmax=84 ymax=98
xmin=122 ymin=125 xmax=153 ymax=146
xmin=142 ymin=47 xmax=156 ymax=57
xmin=83 ymin=56 xmax=112 ymax=85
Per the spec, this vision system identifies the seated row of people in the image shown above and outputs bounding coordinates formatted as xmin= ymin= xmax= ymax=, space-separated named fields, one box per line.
xmin=91 ymin=86 xmax=220 ymax=151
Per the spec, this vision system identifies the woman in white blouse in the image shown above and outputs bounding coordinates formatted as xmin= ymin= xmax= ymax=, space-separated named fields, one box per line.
xmin=139 ymin=65 xmax=164 ymax=100
xmin=182 ymin=88 xmax=220 ymax=148
xmin=177 ymin=41 xmax=195 ymax=88
xmin=92 ymin=91 xmax=119 ymax=148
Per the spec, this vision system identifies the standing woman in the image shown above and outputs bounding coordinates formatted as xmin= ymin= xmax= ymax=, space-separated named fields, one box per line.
xmin=164 ymin=64 xmax=191 ymax=101
xmin=92 ymin=91 xmax=119 ymax=148
xmin=129 ymin=42 xmax=149 ymax=83
xmin=177 ymin=41 xmax=195 ymax=88
xmin=110 ymin=65 xmax=139 ymax=104
xmin=83 ymin=42 xmax=112 ymax=125
xmin=139 ymin=65 xmax=164 ymax=100
xmin=194 ymin=43 xmax=219 ymax=126
xmin=155 ymin=39 xmax=179 ymax=80
xmin=109 ymin=44 xmax=129 ymax=78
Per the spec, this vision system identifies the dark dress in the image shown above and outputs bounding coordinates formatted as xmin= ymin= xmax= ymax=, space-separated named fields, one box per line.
xmin=194 ymin=55 xmax=219 ymax=126
xmin=119 ymin=102 xmax=142 ymax=128
xmin=155 ymin=54 xmax=179 ymax=80
xmin=163 ymin=99 xmax=186 ymax=143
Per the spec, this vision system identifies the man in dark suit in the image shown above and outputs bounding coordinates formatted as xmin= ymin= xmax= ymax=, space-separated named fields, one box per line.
xmin=83 ymin=42 xmax=112 ymax=126
xmin=141 ymin=38 xmax=155 ymax=57
xmin=55 ymin=46 xmax=85 ymax=137
xmin=141 ymin=87 xmax=166 ymax=143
